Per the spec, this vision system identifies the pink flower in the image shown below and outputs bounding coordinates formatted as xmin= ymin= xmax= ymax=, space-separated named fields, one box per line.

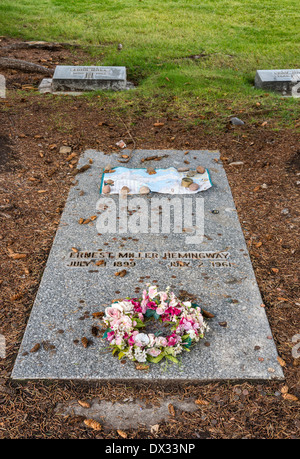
xmin=115 ymin=336 xmax=123 ymax=346
xmin=105 ymin=306 xmax=122 ymax=319
xmin=156 ymin=336 xmax=168 ymax=347
xmin=131 ymin=299 xmax=142 ymax=313
xmin=167 ymin=333 xmax=179 ymax=346
xmin=161 ymin=313 xmax=171 ymax=322
xmin=159 ymin=291 xmax=168 ymax=302
xmin=128 ymin=331 xmax=139 ymax=346
xmin=107 ymin=331 xmax=115 ymax=342
xmin=147 ymin=301 xmax=157 ymax=310
xmin=147 ymin=348 xmax=162 ymax=357
xmin=165 ymin=306 xmax=181 ymax=316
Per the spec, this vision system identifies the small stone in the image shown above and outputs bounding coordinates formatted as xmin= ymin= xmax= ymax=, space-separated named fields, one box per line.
xmin=196 ymin=166 xmax=205 ymax=174
xmin=230 ymin=117 xmax=245 ymax=126
xmin=116 ymin=140 xmax=126 ymax=148
xmin=177 ymin=167 xmax=190 ymax=172
xmin=104 ymin=164 xmax=112 ymax=172
xmin=147 ymin=167 xmax=156 ymax=175
xmin=181 ymin=178 xmax=193 ymax=187
xmin=120 ymin=186 xmax=130 ymax=194
xmin=281 ymin=208 xmax=289 ymax=215
xmin=102 ymin=185 xmax=111 ymax=194
xmin=30 ymin=343 xmax=40 ymax=353
xmin=59 ymin=146 xmax=72 ymax=154
xmin=139 ymin=186 xmax=150 ymax=194
xmin=188 ymin=182 xmax=200 ymax=191
xmin=234 ymin=388 xmax=242 ymax=394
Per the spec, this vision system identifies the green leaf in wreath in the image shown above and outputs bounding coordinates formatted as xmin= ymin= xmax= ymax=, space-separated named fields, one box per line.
xmin=147 ymin=353 xmax=165 ymax=363
xmin=135 ymin=318 xmax=145 ymax=328
xmin=103 ymin=328 xmax=112 ymax=340
xmin=182 ymin=336 xmax=192 ymax=348
xmin=145 ymin=309 xmax=155 ymax=318
xmin=165 ymin=355 xmax=179 ymax=363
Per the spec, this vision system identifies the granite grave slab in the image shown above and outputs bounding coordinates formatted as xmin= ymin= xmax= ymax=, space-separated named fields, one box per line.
xmin=52 ymin=65 xmax=127 ymax=92
xmin=255 ymin=69 xmax=300 ymax=95
xmin=11 ymin=150 xmax=284 ymax=382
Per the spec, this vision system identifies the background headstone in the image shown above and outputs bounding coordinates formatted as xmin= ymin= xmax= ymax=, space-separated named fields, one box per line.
xmin=255 ymin=69 xmax=300 ymax=95
xmin=52 ymin=65 xmax=127 ymax=92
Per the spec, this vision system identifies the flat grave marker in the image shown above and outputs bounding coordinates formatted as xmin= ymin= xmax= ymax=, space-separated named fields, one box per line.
xmin=53 ymin=65 xmax=127 ymax=91
xmin=255 ymin=69 xmax=300 ymax=95
xmin=12 ymin=150 xmax=284 ymax=382
xmin=39 ymin=65 xmax=130 ymax=94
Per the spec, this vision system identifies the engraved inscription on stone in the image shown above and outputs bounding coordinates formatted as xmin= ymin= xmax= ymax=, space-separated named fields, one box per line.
xmin=66 ymin=250 xmax=234 ymax=269
xmin=70 ymin=67 xmax=113 ymax=77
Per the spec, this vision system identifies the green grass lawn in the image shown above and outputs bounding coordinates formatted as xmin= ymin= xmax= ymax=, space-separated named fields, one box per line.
xmin=0 ymin=0 xmax=299 ymax=126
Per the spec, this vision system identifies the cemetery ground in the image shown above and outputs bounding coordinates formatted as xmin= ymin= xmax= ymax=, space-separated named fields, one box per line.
xmin=0 ymin=37 xmax=299 ymax=439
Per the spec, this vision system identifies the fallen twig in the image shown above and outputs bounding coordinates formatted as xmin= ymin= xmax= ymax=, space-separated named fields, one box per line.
xmin=1 ymin=41 xmax=79 ymax=51
xmin=0 ymin=57 xmax=54 ymax=75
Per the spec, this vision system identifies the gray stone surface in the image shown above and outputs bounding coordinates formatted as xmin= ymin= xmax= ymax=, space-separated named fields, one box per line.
xmin=38 ymin=78 xmax=84 ymax=95
xmin=52 ymin=65 xmax=127 ymax=92
xmin=55 ymin=396 xmax=198 ymax=430
xmin=11 ymin=149 xmax=284 ymax=382
xmin=255 ymin=69 xmax=300 ymax=95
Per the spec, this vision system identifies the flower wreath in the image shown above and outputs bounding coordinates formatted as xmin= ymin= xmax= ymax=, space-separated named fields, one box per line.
xmin=102 ymin=284 xmax=208 ymax=364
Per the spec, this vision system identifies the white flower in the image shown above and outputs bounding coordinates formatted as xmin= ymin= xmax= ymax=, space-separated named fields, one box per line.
xmin=173 ymin=344 xmax=183 ymax=355
xmin=182 ymin=301 xmax=192 ymax=308
xmin=148 ymin=285 xmax=158 ymax=299
xmin=118 ymin=315 xmax=133 ymax=332
xmin=187 ymin=329 xmax=197 ymax=340
xmin=148 ymin=333 xmax=156 ymax=346
xmin=134 ymin=333 xmax=150 ymax=347
xmin=117 ymin=300 xmax=134 ymax=313
xmin=134 ymin=347 xmax=147 ymax=362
